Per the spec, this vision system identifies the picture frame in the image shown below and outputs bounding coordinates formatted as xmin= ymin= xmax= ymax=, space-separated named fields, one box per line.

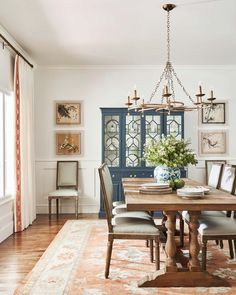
xmin=201 ymin=103 xmax=225 ymax=124
xmin=55 ymin=101 xmax=81 ymax=125
xmin=199 ymin=130 xmax=227 ymax=155
xmin=56 ymin=132 xmax=81 ymax=155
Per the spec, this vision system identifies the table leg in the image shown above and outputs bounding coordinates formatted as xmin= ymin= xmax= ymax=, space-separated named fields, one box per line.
xmin=138 ymin=209 xmax=229 ymax=288
xmin=164 ymin=211 xmax=178 ymax=272
xmin=75 ymin=197 xmax=79 ymax=219
xmin=188 ymin=210 xmax=201 ymax=272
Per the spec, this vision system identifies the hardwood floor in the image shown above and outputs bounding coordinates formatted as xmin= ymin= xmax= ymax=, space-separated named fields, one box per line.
xmin=0 ymin=214 xmax=98 ymax=295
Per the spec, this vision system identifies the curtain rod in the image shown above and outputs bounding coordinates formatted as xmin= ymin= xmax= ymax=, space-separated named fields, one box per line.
xmin=0 ymin=33 xmax=34 ymax=68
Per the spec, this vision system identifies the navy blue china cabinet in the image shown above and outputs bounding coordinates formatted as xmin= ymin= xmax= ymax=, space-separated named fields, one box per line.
xmin=99 ymin=107 xmax=185 ymax=218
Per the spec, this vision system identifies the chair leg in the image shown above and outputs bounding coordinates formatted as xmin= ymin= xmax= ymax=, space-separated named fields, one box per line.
xmin=155 ymin=237 xmax=160 ymax=270
xmin=75 ymin=197 xmax=79 ymax=219
xmin=105 ymin=237 xmax=113 ymax=279
xmin=202 ymin=241 xmax=207 ymax=271
xmin=48 ymin=198 xmax=52 ymax=219
xmin=146 ymin=240 xmax=149 ymax=247
xmin=228 ymin=240 xmax=234 ymax=259
xmin=149 ymin=240 xmax=154 ymax=263
xmin=215 ymin=240 xmax=219 ymax=245
xmin=56 ymin=198 xmax=59 ymax=218
xmin=219 ymin=240 xmax=224 ymax=249
xmin=179 ymin=216 xmax=184 ymax=248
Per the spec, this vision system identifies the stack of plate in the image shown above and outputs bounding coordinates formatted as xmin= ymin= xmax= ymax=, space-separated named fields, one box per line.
xmin=139 ymin=182 xmax=172 ymax=195
xmin=177 ymin=186 xmax=209 ymax=199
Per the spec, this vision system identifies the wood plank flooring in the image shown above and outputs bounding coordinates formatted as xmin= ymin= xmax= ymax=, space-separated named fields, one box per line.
xmin=0 ymin=214 xmax=97 ymax=295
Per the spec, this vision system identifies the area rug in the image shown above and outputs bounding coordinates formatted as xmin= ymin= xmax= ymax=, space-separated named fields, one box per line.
xmin=14 ymin=220 xmax=236 ymax=295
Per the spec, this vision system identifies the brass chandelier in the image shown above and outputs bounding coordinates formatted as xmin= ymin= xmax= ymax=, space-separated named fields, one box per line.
xmin=125 ymin=3 xmax=217 ymax=114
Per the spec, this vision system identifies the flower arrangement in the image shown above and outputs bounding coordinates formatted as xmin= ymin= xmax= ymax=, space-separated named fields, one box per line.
xmin=143 ymin=135 xmax=198 ymax=168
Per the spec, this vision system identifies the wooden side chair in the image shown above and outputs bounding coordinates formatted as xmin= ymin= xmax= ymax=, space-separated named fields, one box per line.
xmin=98 ymin=163 xmax=160 ymax=278
xmin=48 ymin=161 xmax=79 ymax=219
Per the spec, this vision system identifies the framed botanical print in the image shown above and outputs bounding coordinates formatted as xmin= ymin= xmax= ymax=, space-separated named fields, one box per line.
xmin=199 ymin=130 xmax=227 ymax=155
xmin=201 ymin=103 xmax=225 ymax=124
xmin=56 ymin=132 xmax=81 ymax=155
xmin=56 ymin=101 xmax=81 ymax=125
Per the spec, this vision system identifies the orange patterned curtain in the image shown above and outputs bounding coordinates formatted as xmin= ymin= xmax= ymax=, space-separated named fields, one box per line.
xmin=15 ymin=55 xmax=22 ymax=232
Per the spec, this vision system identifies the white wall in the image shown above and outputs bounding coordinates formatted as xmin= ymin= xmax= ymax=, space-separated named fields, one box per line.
xmin=35 ymin=65 xmax=236 ymax=214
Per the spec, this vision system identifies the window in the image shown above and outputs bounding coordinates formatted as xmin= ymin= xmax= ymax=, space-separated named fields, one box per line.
xmin=0 ymin=90 xmax=15 ymax=198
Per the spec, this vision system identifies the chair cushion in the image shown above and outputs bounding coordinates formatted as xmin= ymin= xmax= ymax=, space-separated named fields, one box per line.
xmin=198 ymin=216 xmax=236 ymax=236
xmin=182 ymin=210 xmax=226 ymax=222
xmin=48 ymin=189 xmax=79 ymax=197
xmin=113 ymin=201 xmax=125 ymax=207
xmin=112 ymin=218 xmax=159 ymax=234
xmin=112 ymin=204 xmax=127 ymax=215
xmin=113 ymin=211 xmax=152 ymax=223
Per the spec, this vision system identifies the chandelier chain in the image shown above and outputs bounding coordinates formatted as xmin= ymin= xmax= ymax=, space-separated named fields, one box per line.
xmin=149 ymin=67 xmax=167 ymax=102
xmin=167 ymin=10 xmax=171 ymax=62
xmin=171 ymin=67 xmax=195 ymax=103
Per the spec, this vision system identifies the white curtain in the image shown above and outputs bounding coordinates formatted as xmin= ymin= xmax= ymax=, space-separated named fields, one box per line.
xmin=14 ymin=55 xmax=36 ymax=231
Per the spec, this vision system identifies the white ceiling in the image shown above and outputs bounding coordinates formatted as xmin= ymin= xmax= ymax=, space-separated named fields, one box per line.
xmin=0 ymin=0 xmax=235 ymax=66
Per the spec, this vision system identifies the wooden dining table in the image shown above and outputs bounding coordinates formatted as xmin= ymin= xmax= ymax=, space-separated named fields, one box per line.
xmin=123 ymin=177 xmax=236 ymax=288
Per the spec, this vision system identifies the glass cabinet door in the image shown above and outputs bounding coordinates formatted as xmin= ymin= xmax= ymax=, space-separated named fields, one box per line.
xmin=166 ymin=114 xmax=183 ymax=139
xmin=104 ymin=115 xmax=120 ymax=167
xmin=145 ymin=115 xmax=161 ymax=145
xmin=125 ymin=115 xmax=141 ymax=167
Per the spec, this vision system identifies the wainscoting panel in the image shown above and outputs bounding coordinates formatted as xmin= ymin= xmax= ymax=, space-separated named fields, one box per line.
xmin=0 ymin=198 xmax=13 ymax=243
xmin=36 ymin=160 xmax=101 ymax=214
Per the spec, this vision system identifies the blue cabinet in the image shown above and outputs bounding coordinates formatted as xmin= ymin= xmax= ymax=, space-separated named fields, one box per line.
xmin=99 ymin=108 xmax=185 ymax=218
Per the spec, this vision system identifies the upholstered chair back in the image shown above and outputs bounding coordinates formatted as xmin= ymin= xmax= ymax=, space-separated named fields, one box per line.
xmin=208 ymin=163 xmax=223 ymax=188
xmin=219 ymin=164 xmax=236 ymax=193
xmin=98 ymin=163 xmax=113 ymax=232
xmin=57 ymin=161 xmax=78 ymax=189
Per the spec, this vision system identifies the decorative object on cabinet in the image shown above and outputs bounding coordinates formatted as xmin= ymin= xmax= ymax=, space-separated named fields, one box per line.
xmin=199 ymin=130 xmax=227 ymax=155
xmin=143 ymin=135 xmax=197 ymax=182
xmin=99 ymin=108 xmax=185 ymax=218
xmin=55 ymin=101 xmax=81 ymax=125
xmin=56 ymin=132 xmax=81 ymax=155
xmin=124 ymin=4 xmax=219 ymax=114
xmin=201 ymin=103 xmax=225 ymax=124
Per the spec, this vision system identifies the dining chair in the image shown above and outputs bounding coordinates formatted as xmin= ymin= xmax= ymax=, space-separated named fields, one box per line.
xmin=205 ymin=160 xmax=226 ymax=185
xmin=98 ymin=163 xmax=160 ymax=278
xmin=48 ymin=161 xmax=80 ymax=219
xmin=198 ymin=164 xmax=236 ymax=270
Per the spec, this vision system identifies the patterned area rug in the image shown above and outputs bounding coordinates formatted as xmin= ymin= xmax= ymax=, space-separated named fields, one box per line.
xmin=14 ymin=220 xmax=236 ymax=295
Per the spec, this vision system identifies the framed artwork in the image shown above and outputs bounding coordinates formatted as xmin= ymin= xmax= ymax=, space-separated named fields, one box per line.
xmin=56 ymin=132 xmax=81 ymax=155
xmin=201 ymin=103 xmax=225 ymax=124
xmin=56 ymin=101 xmax=81 ymax=125
xmin=199 ymin=130 xmax=227 ymax=155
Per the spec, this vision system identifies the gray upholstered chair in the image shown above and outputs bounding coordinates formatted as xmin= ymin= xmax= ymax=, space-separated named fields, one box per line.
xmin=48 ymin=161 xmax=80 ymax=219
xmin=98 ymin=163 xmax=160 ymax=278
xmin=197 ymin=164 xmax=236 ymax=270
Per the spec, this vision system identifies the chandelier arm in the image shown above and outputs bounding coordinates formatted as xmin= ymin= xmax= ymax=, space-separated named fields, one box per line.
xmin=169 ymin=69 xmax=175 ymax=100
xmin=172 ymin=67 xmax=195 ymax=104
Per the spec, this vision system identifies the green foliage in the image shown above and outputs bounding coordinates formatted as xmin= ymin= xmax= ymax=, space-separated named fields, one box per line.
xmin=143 ymin=135 xmax=198 ymax=168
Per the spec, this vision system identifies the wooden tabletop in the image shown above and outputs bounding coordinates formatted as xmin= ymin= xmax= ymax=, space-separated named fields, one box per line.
xmin=123 ymin=178 xmax=236 ymax=211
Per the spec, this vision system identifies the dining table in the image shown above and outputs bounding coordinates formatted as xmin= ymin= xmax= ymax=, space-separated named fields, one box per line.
xmin=123 ymin=177 xmax=236 ymax=288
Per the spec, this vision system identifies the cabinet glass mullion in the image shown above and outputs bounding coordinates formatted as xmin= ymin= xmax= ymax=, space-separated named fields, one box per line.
xmin=125 ymin=114 xmax=141 ymax=167
xmin=165 ymin=112 xmax=184 ymax=139
xmin=103 ymin=115 xmax=120 ymax=167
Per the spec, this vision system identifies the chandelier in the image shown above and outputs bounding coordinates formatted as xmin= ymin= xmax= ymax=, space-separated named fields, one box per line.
xmin=125 ymin=3 xmax=217 ymax=114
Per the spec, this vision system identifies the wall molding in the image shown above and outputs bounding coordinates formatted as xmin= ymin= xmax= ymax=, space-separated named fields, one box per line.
xmin=37 ymin=65 xmax=236 ymax=71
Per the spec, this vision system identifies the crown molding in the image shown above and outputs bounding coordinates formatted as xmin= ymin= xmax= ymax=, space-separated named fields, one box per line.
xmin=0 ymin=23 xmax=36 ymax=68
xmin=37 ymin=64 xmax=236 ymax=71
